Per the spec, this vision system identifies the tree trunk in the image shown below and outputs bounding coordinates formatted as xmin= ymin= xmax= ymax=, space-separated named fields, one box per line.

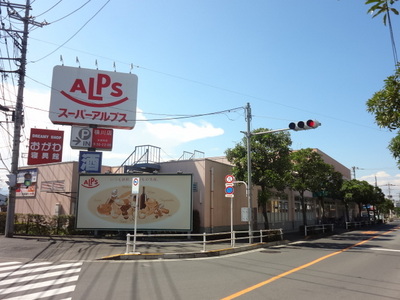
xmin=318 ymin=196 xmax=325 ymax=223
xmin=358 ymin=203 xmax=363 ymax=219
xmin=262 ymin=202 xmax=269 ymax=229
xmin=300 ymin=191 xmax=307 ymax=226
xmin=344 ymin=202 xmax=350 ymax=222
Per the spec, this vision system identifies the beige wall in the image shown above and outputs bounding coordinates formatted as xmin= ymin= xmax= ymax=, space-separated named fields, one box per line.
xmin=315 ymin=149 xmax=351 ymax=180
xmin=16 ymin=162 xmax=79 ymax=216
xmin=159 ymin=158 xmax=250 ymax=232
xmin=13 ymin=148 xmax=351 ymax=232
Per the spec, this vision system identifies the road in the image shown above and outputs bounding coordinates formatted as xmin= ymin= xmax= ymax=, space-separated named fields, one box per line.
xmin=1 ymin=222 xmax=400 ymax=299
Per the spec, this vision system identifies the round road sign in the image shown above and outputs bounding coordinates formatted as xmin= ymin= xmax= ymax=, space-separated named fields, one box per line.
xmin=225 ymin=175 xmax=235 ymax=183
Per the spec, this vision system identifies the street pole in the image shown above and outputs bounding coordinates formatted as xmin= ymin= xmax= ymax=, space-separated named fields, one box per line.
xmin=245 ymin=103 xmax=253 ymax=242
xmin=2 ymin=1 xmax=47 ymax=237
xmin=4 ymin=0 xmax=30 ymax=238
xmin=243 ymin=102 xmax=292 ymax=243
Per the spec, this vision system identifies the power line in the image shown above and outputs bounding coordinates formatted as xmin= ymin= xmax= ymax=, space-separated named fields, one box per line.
xmin=33 ymin=0 xmax=63 ymax=18
xmin=45 ymin=0 xmax=91 ymax=24
xmin=31 ymin=0 xmax=110 ymax=63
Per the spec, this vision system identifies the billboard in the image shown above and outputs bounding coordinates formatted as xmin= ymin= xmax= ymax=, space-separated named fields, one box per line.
xmin=28 ymin=128 xmax=64 ymax=165
xmin=49 ymin=66 xmax=138 ymax=129
xmin=76 ymin=174 xmax=192 ymax=231
xmin=16 ymin=168 xmax=38 ymax=197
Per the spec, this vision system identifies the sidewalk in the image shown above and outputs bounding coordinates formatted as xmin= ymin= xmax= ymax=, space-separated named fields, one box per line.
xmin=0 ymin=231 xmax=308 ymax=262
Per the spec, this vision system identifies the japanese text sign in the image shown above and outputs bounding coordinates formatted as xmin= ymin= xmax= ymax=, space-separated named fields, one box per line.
xmin=79 ymin=151 xmax=102 ymax=173
xmin=28 ymin=128 xmax=64 ymax=165
xmin=71 ymin=126 xmax=113 ymax=150
xmin=49 ymin=66 xmax=138 ymax=129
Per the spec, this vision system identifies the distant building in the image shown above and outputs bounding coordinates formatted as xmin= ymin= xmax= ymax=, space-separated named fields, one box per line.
xmin=14 ymin=148 xmax=352 ymax=232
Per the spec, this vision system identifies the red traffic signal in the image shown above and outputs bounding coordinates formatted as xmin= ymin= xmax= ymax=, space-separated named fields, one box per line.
xmin=289 ymin=119 xmax=321 ymax=131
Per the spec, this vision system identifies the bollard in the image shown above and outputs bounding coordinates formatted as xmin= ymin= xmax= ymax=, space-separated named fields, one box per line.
xmin=125 ymin=233 xmax=131 ymax=254
xmin=202 ymin=232 xmax=206 ymax=252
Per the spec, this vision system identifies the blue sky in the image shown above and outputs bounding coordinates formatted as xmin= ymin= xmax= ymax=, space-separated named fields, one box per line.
xmin=1 ymin=0 xmax=400 ymax=198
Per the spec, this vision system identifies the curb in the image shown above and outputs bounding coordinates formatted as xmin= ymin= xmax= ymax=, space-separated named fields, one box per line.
xmin=98 ymin=240 xmax=289 ymax=261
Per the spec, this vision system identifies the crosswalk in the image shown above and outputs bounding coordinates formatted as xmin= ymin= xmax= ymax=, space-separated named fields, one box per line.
xmin=0 ymin=261 xmax=83 ymax=300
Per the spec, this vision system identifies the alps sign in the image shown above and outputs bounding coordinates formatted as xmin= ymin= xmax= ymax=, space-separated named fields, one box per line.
xmin=49 ymin=66 xmax=138 ymax=129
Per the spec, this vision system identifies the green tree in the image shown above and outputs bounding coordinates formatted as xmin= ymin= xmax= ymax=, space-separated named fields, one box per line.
xmin=376 ymin=197 xmax=395 ymax=221
xmin=340 ymin=179 xmax=375 ymax=219
xmin=370 ymin=186 xmax=386 ymax=220
xmin=393 ymin=206 xmax=400 ymax=216
xmin=366 ymin=0 xmax=400 ymax=165
xmin=225 ymin=129 xmax=292 ymax=229
xmin=366 ymin=65 xmax=400 ymax=131
xmin=289 ymin=148 xmax=332 ymax=226
xmin=366 ymin=0 xmax=399 ymax=25
xmin=311 ymin=167 xmax=344 ymax=222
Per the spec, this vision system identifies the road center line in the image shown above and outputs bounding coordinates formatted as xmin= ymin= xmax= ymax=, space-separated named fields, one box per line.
xmin=221 ymin=226 xmax=400 ymax=300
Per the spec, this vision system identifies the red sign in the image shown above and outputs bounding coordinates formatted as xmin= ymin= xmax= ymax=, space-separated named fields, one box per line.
xmin=92 ymin=128 xmax=113 ymax=150
xmin=28 ymin=128 xmax=64 ymax=165
xmin=70 ymin=126 xmax=113 ymax=150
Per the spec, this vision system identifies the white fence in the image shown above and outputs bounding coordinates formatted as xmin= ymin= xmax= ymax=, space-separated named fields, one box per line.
xmin=125 ymin=229 xmax=283 ymax=254
xmin=303 ymin=224 xmax=334 ymax=236
xmin=345 ymin=221 xmax=372 ymax=230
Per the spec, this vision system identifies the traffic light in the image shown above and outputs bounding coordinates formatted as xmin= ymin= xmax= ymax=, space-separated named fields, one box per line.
xmin=24 ymin=172 xmax=32 ymax=187
xmin=5 ymin=174 xmax=17 ymax=187
xmin=289 ymin=119 xmax=321 ymax=131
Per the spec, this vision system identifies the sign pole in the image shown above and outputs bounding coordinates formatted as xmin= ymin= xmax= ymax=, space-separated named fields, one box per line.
xmin=133 ymin=195 xmax=139 ymax=254
xmin=131 ymin=177 xmax=140 ymax=254
xmin=231 ymin=196 xmax=234 ymax=247
xmin=225 ymin=175 xmax=235 ymax=247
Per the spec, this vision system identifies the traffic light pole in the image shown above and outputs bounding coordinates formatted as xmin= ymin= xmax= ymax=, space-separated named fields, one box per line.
xmin=244 ymin=104 xmax=291 ymax=242
xmin=242 ymin=104 xmax=319 ymax=243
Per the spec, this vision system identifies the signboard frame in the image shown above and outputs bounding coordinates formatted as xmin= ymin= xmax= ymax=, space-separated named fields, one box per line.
xmin=76 ymin=173 xmax=193 ymax=231
xmin=16 ymin=168 xmax=38 ymax=197
xmin=71 ymin=126 xmax=113 ymax=150
xmin=28 ymin=128 xmax=64 ymax=165
xmin=49 ymin=65 xmax=138 ymax=129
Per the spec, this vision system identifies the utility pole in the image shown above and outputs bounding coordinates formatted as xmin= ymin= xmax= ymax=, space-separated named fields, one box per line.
xmin=245 ymin=102 xmax=253 ymax=241
xmin=351 ymin=166 xmax=364 ymax=179
xmin=2 ymin=1 xmax=46 ymax=237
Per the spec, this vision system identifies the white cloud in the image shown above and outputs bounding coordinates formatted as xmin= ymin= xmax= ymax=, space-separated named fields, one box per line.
xmin=360 ymin=171 xmax=390 ymax=182
xmin=0 ymin=87 xmax=225 ymax=171
xmin=146 ymin=120 xmax=224 ymax=143
xmin=360 ymin=171 xmax=400 ymax=198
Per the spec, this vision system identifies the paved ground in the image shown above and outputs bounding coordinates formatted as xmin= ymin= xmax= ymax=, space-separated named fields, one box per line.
xmin=0 ymin=232 xmax=304 ymax=262
xmin=0 ymin=228 xmax=351 ymax=262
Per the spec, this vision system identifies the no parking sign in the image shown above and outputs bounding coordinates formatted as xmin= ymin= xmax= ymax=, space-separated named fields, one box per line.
xmin=225 ymin=174 xmax=235 ymax=198
xmin=132 ymin=177 xmax=140 ymax=194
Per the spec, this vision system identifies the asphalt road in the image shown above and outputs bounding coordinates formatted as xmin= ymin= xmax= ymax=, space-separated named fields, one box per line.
xmin=1 ymin=222 xmax=400 ymax=299
xmin=70 ymin=222 xmax=400 ymax=300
